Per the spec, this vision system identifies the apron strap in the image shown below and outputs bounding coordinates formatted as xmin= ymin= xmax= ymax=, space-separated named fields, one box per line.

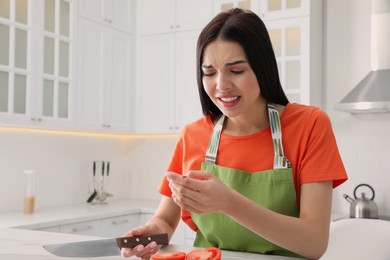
xmin=204 ymin=104 xmax=290 ymax=169
xmin=205 ymin=115 xmax=225 ymax=164
xmin=267 ymin=103 xmax=291 ymax=169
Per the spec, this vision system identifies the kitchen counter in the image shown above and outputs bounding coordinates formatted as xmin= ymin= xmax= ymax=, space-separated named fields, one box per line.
xmin=0 ymin=227 xmax=300 ymax=259
xmin=0 ymin=199 xmax=160 ymax=229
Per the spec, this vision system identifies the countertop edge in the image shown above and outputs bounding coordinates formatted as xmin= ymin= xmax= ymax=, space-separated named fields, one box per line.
xmin=0 ymin=199 xmax=159 ymax=229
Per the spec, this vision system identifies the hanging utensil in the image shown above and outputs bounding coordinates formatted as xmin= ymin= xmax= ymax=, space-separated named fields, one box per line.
xmin=86 ymin=161 xmax=97 ymax=203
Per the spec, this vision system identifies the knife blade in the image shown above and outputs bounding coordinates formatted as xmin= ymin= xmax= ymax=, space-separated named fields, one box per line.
xmin=43 ymin=233 xmax=169 ymax=258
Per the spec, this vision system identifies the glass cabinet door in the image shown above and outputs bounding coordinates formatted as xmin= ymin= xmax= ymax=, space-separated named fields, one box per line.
xmin=41 ymin=0 xmax=71 ymax=120
xmin=0 ymin=0 xmax=30 ymax=116
xmin=0 ymin=0 xmax=73 ymax=126
xmin=267 ymin=17 xmax=309 ymax=104
xmin=213 ymin=0 xmax=259 ymax=14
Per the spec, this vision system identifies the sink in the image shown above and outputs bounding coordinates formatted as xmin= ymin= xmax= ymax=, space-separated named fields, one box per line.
xmin=321 ymin=218 xmax=390 ymax=260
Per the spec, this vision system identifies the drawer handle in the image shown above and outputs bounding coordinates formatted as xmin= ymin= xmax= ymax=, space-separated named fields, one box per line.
xmin=112 ymin=219 xmax=129 ymax=225
xmin=72 ymin=225 xmax=92 ymax=233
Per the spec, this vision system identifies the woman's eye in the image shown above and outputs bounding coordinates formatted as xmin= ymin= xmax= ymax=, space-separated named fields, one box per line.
xmin=232 ymin=70 xmax=244 ymax=75
xmin=203 ymin=71 xmax=216 ymax=77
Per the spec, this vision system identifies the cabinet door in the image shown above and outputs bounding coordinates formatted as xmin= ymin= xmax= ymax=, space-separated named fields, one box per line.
xmin=78 ymin=0 xmax=133 ymax=33
xmin=174 ymin=30 xmax=203 ymax=131
xmin=0 ymin=0 xmax=32 ymax=124
xmin=103 ymin=29 xmax=133 ymax=131
xmin=266 ymin=17 xmax=309 ymax=104
xmin=78 ymin=0 xmax=104 ymax=22
xmin=99 ymin=214 xmax=140 ymax=238
xmin=176 ymin=0 xmax=213 ymax=32
xmin=60 ymin=220 xmax=100 ymax=236
xmin=259 ymin=0 xmax=310 ymax=21
xmin=139 ymin=0 xmax=175 ymax=35
xmin=0 ymin=0 xmax=74 ymax=128
xmin=110 ymin=0 xmax=133 ymax=33
xmin=135 ymin=33 xmax=175 ymax=133
xmin=213 ymin=0 xmax=259 ymax=14
xmin=77 ymin=18 xmax=105 ymax=130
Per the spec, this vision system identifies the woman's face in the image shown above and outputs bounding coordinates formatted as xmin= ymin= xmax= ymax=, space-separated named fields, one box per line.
xmin=201 ymin=40 xmax=263 ymax=119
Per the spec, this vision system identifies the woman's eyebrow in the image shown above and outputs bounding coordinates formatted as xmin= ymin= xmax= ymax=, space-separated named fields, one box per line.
xmin=202 ymin=60 xmax=247 ymax=69
xmin=225 ymin=60 xmax=247 ymax=66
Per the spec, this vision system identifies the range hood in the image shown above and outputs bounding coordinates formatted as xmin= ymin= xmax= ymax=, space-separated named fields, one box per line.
xmin=335 ymin=0 xmax=390 ymax=113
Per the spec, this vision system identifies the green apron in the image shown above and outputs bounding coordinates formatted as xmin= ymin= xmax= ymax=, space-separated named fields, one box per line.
xmin=191 ymin=103 xmax=302 ymax=257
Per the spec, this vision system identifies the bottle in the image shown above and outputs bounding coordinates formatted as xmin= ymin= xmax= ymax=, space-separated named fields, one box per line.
xmin=23 ymin=170 xmax=36 ymax=214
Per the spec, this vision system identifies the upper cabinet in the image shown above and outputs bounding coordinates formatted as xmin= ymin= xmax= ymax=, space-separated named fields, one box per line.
xmin=76 ymin=18 xmax=133 ymax=132
xmin=0 ymin=0 xmax=76 ymax=128
xmin=134 ymin=0 xmax=211 ymax=134
xmin=140 ymin=0 xmax=213 ymax=35
xmin=258 ymin=0 xmax=310 ymax=20
xmin=76 ymin=0 xmax=134 ymax=132
xmin=78 ymin=0 xmax=133 ymax=33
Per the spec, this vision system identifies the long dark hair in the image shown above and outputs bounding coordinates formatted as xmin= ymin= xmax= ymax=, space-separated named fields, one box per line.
xmin=196 ymin=8 xmax=289 ymax=116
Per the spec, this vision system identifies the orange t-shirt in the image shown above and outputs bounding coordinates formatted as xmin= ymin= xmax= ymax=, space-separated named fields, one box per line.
xmin=159 ymin=103 xmax=348 ymax=230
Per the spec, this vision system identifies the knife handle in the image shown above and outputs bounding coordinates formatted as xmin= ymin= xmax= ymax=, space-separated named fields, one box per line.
xmin=116 ymin=233 xmax=168 ymax=249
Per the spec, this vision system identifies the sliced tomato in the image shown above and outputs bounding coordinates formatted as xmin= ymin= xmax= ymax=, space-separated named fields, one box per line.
xmin=151 ymin=251 xmax=186 ymax=260
xmin=186 ymin=247 xmax=222 ymax=260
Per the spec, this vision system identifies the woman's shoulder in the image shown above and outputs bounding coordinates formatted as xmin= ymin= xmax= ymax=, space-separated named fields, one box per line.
xmin=283 ymin=103 xmax=330 ymax=122
xmin=182 ymin=116 xmax=214 ymax=134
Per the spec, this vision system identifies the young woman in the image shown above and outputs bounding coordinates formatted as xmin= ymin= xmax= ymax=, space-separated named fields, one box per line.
xmin=121 ymin=8 xmax=347 ymax=260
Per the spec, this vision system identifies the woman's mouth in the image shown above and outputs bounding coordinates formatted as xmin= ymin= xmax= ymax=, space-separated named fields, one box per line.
xmin=217 ymin=96 xmax=241 ymax=107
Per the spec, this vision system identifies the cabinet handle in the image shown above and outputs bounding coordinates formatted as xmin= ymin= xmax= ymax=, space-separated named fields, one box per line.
xmin=37 ymin=118 xmax=42 ymax=122
xmin=170 ymin=25 xmax=174 ymax=29
xmin=72 ymin=225 xmax=92 ymax=233
xmin=31 ymin=117 xmax=36 ymax=121
xmin=112 ymin=219 xmax=129 ymax=225
xmin=176 ymin=25 xmax=180 ymax=29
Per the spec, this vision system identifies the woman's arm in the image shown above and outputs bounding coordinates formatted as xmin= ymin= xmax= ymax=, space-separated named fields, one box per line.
xmin=167 ymin=171 xmax=332 ymax=260
xmin=121 ymin=196 xmax=181 ymax=259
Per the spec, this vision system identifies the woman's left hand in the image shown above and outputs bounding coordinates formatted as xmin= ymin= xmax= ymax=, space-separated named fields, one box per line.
xmin=165 ymin=171 xmax=232 ymax=214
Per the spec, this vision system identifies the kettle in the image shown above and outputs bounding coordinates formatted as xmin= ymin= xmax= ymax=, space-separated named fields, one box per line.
xmin=343 ymin=183 xmax=379 ymax=219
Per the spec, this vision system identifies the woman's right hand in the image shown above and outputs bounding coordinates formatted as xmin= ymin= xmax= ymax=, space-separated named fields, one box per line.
xmin=120 ymin=225 xmax=162 ymax=259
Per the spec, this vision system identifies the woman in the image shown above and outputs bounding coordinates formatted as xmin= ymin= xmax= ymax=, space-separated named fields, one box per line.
xmin=121 ymin=8 xmax=347 ymax=259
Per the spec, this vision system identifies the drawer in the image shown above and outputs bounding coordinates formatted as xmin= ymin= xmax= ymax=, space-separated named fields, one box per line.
xmin=99 ymin=214 xmax=140 ymax=238
xmin=59 ymin=220 xmax=100 ymax=236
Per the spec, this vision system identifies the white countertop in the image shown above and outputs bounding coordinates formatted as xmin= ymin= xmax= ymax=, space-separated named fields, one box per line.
xmin=0 ymin=227 xmax=300 ymax=259
xmin=0 ymin=199 xmax=160 ymax=229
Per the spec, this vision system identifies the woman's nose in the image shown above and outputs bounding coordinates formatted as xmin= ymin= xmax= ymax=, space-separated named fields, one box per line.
xmin=216 ymin=74 xmax=232 ymax=91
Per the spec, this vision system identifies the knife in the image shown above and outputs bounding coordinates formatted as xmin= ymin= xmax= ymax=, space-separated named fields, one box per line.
xmin=43 ymin=233 xmax=169 ymax=258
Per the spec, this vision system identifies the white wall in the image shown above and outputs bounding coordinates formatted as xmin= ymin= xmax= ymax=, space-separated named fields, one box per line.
xmin=325 ymin=0 xmax=390 ymax=216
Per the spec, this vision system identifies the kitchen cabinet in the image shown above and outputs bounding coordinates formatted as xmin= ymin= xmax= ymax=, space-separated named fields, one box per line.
xmin=78 ymin=0 xmax=134 ymax=34
xmin=135 ymin=1 xmax=210 ymax=134
xmin=263 ymin=0 xmax=323 ymax=106
xmin=0 ymin=0 xmax=76 ymax=128
xmin=140 ymin=0 xmax=213 ymax=35
xmin=213 ymin=0 xmax=259 ymax=13
xmin=214 ymin=0 xmax=322 ymax=107
xmin=76 ymin=17 xmax=134 ymax=132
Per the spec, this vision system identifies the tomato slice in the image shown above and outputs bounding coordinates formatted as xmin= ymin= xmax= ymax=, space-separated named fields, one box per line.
xmin=151 ymin=251 xmax=186 ymax=260
xmin=186 ymin=247 xmax=222 ymax=260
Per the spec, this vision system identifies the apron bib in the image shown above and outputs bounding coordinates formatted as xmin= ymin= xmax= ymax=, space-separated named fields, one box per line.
xmin=191 ymin=104 xmax=301 ymax=257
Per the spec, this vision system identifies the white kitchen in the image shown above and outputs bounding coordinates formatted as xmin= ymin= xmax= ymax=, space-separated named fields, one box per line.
xmin=1 ymin=0 xmax=390 ymax=259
